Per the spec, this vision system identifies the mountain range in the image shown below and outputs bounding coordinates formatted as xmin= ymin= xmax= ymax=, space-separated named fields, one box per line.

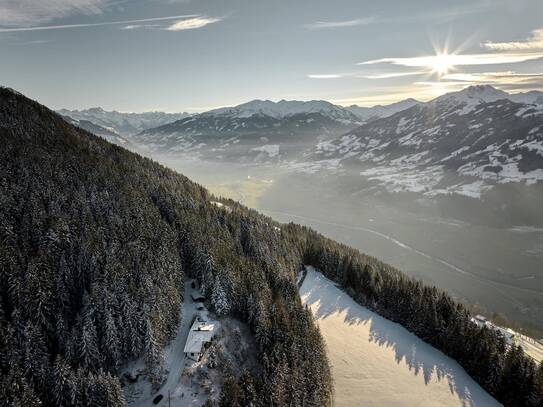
xmin=310 ymin=85 xmax=543 ymax=198
xmin=58 ymin=86 xmax=543 ymax=207
xmin=56 ymin=107 xmax=190 ymax=137
xmin=115 ymin=98 xmax=427 ymax=160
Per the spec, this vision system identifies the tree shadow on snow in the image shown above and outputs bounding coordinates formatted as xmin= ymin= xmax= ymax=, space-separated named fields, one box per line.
xmin=300 ymin=272 xmax=499 ymax=407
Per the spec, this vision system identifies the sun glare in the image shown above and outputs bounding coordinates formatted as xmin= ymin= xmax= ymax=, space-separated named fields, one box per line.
xmin=431 ymin=52 xmax=455 ymax=76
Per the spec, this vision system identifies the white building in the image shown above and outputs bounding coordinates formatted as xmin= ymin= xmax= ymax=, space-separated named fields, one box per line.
xmin=184 ymin=319 xmax=216 ymax=361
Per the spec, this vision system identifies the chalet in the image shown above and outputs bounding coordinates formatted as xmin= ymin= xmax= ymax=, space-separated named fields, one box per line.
xmin=184 ymin=319 xmax=216 ymax=361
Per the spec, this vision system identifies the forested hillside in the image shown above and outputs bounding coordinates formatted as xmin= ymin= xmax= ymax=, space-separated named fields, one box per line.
xmin=0 ymin=87 xmax=331 ymax=406
xmin=1 ymin=87 xmax=542 ymax=407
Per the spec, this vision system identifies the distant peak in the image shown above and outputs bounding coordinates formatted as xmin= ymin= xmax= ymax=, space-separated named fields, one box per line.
xmin=462 ymin=84 xmax=506 ymax=96
xmin=433 ymin=84 xmax=509 ymax=105
xmin=87 ymin=107 xmax=106 ymax=113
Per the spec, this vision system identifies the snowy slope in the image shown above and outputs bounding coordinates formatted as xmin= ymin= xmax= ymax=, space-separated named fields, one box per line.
xmin=346 ymin=98 xmax=421 ymax=121
xmin=206 ymin=99 xmax=361 ymax=123
xmin=132 ymin=108 xmax=361 ymax=160
xmin=126 ymin=99 xmax=435 ymax=159
xmin=308 ymin=85 xmax=543 ymax=197
xmin=60 ymin=115 xmax=133 ymax=147
xmin=299 ymin=268 xmax=501 ymax=407
xmin=509 ymin=90 xmax=543 ymax=106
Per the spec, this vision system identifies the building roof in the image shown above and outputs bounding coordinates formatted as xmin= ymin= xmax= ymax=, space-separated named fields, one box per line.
xmin=183 ymin=320 xmax=216 ymax=354
xmin=194 ymin=321 xmax=215 ymax=331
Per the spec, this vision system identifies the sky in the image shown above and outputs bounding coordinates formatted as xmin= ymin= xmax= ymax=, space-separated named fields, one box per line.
xmin=1 ymin=0 xmax=543 ymax=112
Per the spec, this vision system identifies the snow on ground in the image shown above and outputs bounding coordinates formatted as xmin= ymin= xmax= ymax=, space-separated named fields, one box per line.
xmin=123 ymin=278 xmax=258 ymax=407
xmin=299 ymin=268 xmax=501 ymax=407
xmin=125 ymin=280 xmax=219 ymax=407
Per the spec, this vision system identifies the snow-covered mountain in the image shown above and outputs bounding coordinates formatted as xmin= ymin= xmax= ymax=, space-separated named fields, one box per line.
xmin=206 ymin=99 xmax=361 ymax=123
xmin=130 ymin=98 xmax=435 ymax=160
xmin=57 ymin=107 xmax=190 ymax=136
xmin=345 ymin=98 xmax=422 ymax=122
xmin=308 ymin=85 xmax=543 ymax=199
xmin=60 ymin=115 xmax=132 ymax=147
xmin=509 ymin=90 xmax=543 ymax=105
xmin=131 ymin=100 xmax=366 ymax=160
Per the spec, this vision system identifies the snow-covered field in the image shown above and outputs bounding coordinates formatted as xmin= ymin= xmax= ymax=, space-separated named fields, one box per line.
xmin=299 ymin=268 xmax=501 ymax=407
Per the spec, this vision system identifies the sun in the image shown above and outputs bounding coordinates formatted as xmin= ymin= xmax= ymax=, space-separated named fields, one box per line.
xmin=430 ymin=52 xmax=455 ymax=77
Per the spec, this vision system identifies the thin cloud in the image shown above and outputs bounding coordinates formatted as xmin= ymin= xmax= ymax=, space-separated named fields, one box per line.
xmin=305 ymin=17 xmax=375 ymax=29
xmin=483 ymin=28 xmax=543 ymax=51
xmin=443 ymin=72 xmax=543 ymax=88
xmin=0 ymin=14 xmax=198 ymax=33
xmin=363 ymin=71 xmax=427 ymax=79
xmin=359 ymin=52 xmax=543 ymax=67
xmin=307 ymin=74 xmax=343 ymax=79
xmin=444 ymin=71 xmax=543 ymax=81
xmin=307 ymin=71 xmax=426 ymax=80
xmin=0 ymin=0 xmax=110 ymax=27
xmin=166 ymin=16 xmax=221 ymax=31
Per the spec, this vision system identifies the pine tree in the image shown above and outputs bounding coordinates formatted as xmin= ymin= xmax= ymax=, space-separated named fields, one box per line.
xmin=211 ymin=275 xmax=230 ymax=316
xmin=144 ymin=318 xmax=164 ymax=384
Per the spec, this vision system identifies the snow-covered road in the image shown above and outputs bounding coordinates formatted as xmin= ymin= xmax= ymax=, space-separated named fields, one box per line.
xmin=130 ymin=279 xmax=198 ymax=407
xmin=159 ymin=281 xmax=197 ymax=400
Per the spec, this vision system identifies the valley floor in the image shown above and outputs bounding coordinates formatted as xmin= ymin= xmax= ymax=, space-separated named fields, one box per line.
xmin=299 ymin=267 xmax=502 ymax=407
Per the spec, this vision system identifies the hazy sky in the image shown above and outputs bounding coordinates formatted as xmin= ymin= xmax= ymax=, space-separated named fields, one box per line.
xmin=1 ymin=0 xmax=543 ymax=112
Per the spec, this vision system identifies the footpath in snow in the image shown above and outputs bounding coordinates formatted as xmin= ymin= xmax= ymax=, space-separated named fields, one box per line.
xmin=299 ymin=267 xmax=502 ymax=407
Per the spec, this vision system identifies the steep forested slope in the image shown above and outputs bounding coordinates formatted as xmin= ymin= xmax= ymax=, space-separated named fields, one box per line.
xmin=0 ymin=88 xmax=331 ymax=406
xmin=1 ymin=87 xmax=542 ymax=407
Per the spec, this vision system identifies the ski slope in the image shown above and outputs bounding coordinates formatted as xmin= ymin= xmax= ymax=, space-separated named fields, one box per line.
xmin=299 ymin=268 xmax=502 ymax=407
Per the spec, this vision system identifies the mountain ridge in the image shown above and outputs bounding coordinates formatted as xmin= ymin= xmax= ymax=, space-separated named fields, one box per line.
xmin=56 ymin=107 xmax=191 ymax=137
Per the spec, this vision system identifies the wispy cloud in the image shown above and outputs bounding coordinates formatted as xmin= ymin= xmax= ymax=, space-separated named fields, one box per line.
xmin=0 ymin=0 xmax=111 ymax=27
xmin=0 ymin=14 xmax=200 ymax=33
xmin=359 ymin=52 xmax=543 ymax=67
xmin=444 ymin=71 xmax=543 ymax=81
xmin=305 ymin=17 xmax=375 ymax=30
xmin=442 ymin=71 xmax=543 ymax=89
xmin=307 ymin=74 xmax=343 ymax=79
xmin=307 ymin=71 xmax=426 ymax=80
xmin=166 ymin=16 xmax=221 ymax=31
xmin=363 ymin=71 xmax=427 ymax=79
xmin=483 ymin=28 xmax=543 ymax=51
